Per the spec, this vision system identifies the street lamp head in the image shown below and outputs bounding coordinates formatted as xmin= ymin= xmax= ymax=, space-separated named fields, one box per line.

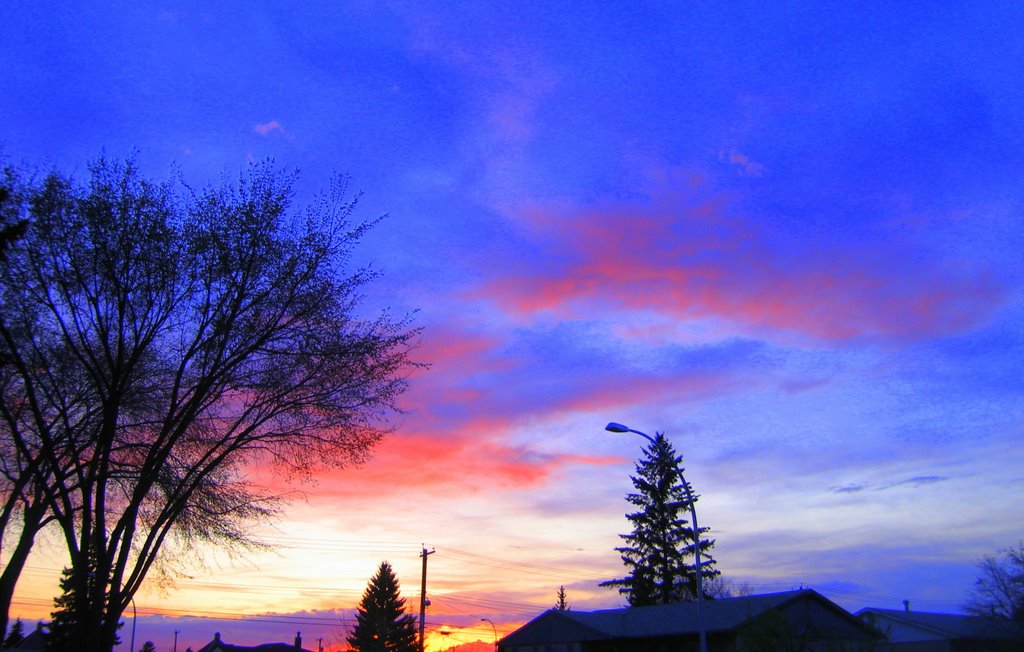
xmin=606 ymin=421 xmax=657 ymax=444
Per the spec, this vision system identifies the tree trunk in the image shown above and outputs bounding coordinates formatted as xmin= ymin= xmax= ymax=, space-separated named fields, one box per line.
xmin=0 ymin=500 xmax=46 ymax=638
xmin=99 ymin=603 xmax=126 ymax=652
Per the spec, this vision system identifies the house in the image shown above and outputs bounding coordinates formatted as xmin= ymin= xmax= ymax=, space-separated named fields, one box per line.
xmin=196 ymin=631 xmax=315 ymax=652
xmin=498 ymin=589 xmax=879 ymax=651
xmin=856 ymin=607 xmax=1024 ymax=651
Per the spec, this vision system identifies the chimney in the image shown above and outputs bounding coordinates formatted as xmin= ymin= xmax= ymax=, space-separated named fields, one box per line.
xmin=902 ymin=599 xmax=910 ymax=612
xmin=295 ymin=631 xmax=302 ymax=649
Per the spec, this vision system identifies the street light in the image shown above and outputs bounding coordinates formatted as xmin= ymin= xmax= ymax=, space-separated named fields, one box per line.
xmin=480 ymin=618 xmax=497 ymax=650
xmin=129 ymin=595 xmax=137 ymax=652
xmin=605 ymin=422 xmax=707 ymax=652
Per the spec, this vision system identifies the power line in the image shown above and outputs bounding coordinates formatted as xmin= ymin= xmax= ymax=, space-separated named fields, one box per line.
xmin=9 ymin=597 xmax=348 ymax=628
xmin=429 ymin=594 xmax=539 ymax=616
xmin=437 ymin=546 xmax=606 ymax=581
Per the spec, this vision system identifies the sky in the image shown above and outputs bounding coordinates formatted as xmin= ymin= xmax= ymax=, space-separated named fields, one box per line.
xmin=2 ymin=1 xmax=1023 ymax=650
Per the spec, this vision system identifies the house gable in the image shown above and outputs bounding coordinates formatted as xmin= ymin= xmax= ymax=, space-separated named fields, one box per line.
xmin=501 ymin=611 xmax=613 ymax=647
xmin=781 ymin=591 xmax=880 ymax=639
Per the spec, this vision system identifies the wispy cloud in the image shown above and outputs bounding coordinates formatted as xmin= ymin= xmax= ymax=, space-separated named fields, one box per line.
xmin=254 ymin=120 xmax=287 ymax=137
xmin=830 ymin=483 xmax=867 ymax=494
xmin=719 ymin=149 xmax=766 ymax=177
xmin=829 ymin=475 xmax=949 ymax=494
xmin=877 ymin=475 xmax=949 ymax=490
xmin=469 ymin=173 xmax=1005 ymax=343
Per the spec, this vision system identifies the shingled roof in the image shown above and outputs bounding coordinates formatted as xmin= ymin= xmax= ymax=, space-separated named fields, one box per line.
xmin=501 ymin=588 xmax=866 ymax=646
xmin=559 ymin=590 xmax=809 ymax=636
xmin=195 ymin=632 xmax=314 ymax=652
xmin=856 ymin=607 xmax=1024 ymax=641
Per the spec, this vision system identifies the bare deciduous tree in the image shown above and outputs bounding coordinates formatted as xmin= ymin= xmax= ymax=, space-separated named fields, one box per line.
xmin=965 ymin=541 xmax=1024 ymax=622
xmin=0 ymin=157 xmax=419 ymax=652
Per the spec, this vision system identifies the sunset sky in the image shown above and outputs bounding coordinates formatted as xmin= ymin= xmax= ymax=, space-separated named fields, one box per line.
xmin=2 ymin=2 xmax=1023 ymax=651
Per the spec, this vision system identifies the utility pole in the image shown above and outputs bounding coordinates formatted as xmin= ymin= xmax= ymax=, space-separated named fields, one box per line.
xmin=173 ymin=629 xmax=180 ymax=652
xmin=419 ymin=546 xmax=435 ymax=652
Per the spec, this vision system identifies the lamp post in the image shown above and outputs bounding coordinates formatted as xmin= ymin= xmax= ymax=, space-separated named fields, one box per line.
xmin=129 ymin=595 xmax=137 ymax=652
xmin=480 ymin=618 xmax=497 ymax=650
xmin=605 ymin=422 xmax=707 ymax=652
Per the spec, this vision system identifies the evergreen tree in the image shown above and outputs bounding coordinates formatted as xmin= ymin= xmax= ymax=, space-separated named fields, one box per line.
xmin=3 ymin=618 xmax=24 ymax=648
xmin=347 ymin=562 xmax=418 ymax=652
xmin=600 ymin=432 xmax=719 ymax=606
xmin=46 ymin=566 xmax=121 ymax=652
xmin=554 ymin=586 xmax=570 ymax=611
xmin=139 ymin=641 xmax=156 ymax=652
xmin=47 ymin=567 xmax=82 ymax=652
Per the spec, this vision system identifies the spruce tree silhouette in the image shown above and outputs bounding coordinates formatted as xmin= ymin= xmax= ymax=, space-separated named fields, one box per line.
xmin=347 ymin=562 xmax=418 ymax=652
xmin=554 ymin=586 xmax=570 ymax=611
xmin=2 ymin=618 xmax=24 ymax=648
xmin=600 ymin=432 xmax=719 ymax=606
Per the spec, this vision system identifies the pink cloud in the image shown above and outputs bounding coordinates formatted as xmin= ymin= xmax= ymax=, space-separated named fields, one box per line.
xmin=246 ymin=320 xmax=740 ymax=499
xmin=287 ymin=422 xmax=619 ymax=500
xmin=470 ymin=176 xmax=1005 ymax=342
xmin=403 ymin=10 xmax=555 ymax=149
xmin=254 ymin=120 xmax=285 ymax=136
xmin=719 ymin=149 xmax=766 ymax=177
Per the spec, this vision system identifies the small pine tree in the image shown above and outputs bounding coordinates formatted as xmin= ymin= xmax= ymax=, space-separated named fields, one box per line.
xmin=47 ymin=567 xmax=81 ymax=652
xmin=3 ymin=618 xmax=25 ymax=647
xmin=139 ymin=641 xmax=156 ymax=652
xmin=554 ymin=586 xmax=570 ymax=611
xmin=347 ymin=561 xmax=418 ymax=652
xmin=600 ymin=432 xmax=720 ymax=606
xmin=46 ymin=566 xmax=121 ymax=652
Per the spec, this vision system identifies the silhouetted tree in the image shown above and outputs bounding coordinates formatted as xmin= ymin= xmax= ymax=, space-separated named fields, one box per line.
xmin=138 ymin=641 xmax=156 ymax=652
xmin=0 ymin=170 xmax=57 ymax=639
xmin=2 ymin=618 xmax=24 ymax=648
xmin=347 ymin=561 xmax=418 ymax=652
xmin=704 ymin=576 xmax=752 ymax=599
xmin=554 ymin=586 xmax=570 ymax=611
xmin=0 ymin=157 xmax=419 ymax=652
xmin=600 ymin=432 xmax=719 ymax=606
xmin=0 ymin=182 xmax=28 ymax=259
xmin=965 ymin=541 xmax=1024 ymax=623
xmin=46 ymin=566 xmax=120 ymax=652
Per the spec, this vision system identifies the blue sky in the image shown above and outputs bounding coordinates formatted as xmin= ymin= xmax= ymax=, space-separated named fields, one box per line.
xmin=3 ymin=2 xmax=1023 ymax=650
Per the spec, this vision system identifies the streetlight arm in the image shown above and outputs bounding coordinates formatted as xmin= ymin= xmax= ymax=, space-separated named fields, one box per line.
xmin=605 ymin=422 xmax=657 ymax=444
xmin=480 ymin=618 xmax=497 ymax=650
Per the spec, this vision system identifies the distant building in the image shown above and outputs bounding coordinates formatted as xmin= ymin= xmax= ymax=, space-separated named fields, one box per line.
xmin=195 ymin=631 xmax=314 ymax=652
xmin=498 ymin=588 xmax=879 ymax=651
xmin=857 ymin=607 xmax=1024 ymax=651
